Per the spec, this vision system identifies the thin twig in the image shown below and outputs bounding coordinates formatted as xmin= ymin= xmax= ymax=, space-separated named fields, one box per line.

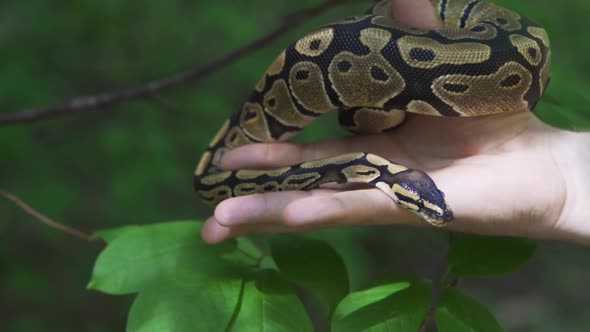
xmin=0 ymin=0 xmax=348 ymax=126
xmin=417 ymin=232 xmax=459 ymax=332
xmin=0 ymin=189 xmax=100 ymax=244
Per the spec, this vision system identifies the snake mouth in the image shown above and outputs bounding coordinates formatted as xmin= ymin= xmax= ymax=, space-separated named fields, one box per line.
xmin=421 ymin=207 xmax=454 ymax=227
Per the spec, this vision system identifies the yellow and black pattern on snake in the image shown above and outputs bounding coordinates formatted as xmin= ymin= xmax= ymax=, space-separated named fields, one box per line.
xmin=194 ymin=0 xmax=550 ymax=226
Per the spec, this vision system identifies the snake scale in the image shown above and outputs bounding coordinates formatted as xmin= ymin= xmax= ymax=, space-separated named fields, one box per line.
xmin=193 ymin=0 xmax=550 ymax=226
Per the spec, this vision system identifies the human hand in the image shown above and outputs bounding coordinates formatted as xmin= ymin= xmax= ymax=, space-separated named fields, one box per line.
xmin=201 ymin=110 xmax=589 ymax=245
xmin=200 ymin=0 xmax=590 ymax=246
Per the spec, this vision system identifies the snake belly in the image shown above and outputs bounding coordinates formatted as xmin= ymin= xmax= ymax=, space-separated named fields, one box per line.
xmin=193 ymin=0 xmax=550 ymax=226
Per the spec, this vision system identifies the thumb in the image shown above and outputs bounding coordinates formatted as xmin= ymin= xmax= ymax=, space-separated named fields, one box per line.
xmin=389 ymin=0 xmax=443 ymax=30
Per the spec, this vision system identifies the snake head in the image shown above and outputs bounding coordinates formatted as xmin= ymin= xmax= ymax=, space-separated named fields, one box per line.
xmin=389 ymin=169 xmax=453 ymax=227
xmin=416 ymin=188 xmax=454 ymax=227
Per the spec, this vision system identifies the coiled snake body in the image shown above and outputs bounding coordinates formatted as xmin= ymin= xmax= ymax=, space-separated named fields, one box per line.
xmin=194 ymin=0 xmax=550 ymax=226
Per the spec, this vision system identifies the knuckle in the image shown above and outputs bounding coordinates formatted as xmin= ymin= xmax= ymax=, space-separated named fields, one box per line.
xmin=263 ymin=143 xmax=290 ymax=164
xmin=262 ymin=144 xmax=279 ymax=164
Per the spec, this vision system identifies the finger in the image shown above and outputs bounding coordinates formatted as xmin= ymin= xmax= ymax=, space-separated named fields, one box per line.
xmin=220 ymin=139 xmax=352 ymax=170
xmin=283 ymin=188 xmax=425 ymax=227
xmin=204 ymin=169 xmax=459 ymax=245
xmin=201 ymin=216 xmax=229 ymax=244
xmin=220 ymin=134 xmax=409 ymax=170
xmin=214 ymin=189 xmax=336 ymax=226
xmin=201 ymin=216 xmax=278 ymax=244
xmin=201 ymin=215 xmax=320 ymax=244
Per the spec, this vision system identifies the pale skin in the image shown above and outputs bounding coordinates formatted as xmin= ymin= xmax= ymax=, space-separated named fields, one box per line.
xmin=201 ymin=0 xmax=590 ymax=246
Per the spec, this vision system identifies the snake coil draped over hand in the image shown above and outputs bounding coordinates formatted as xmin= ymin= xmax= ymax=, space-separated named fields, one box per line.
xmin=194 ymin=0 xmax=550 ymax=226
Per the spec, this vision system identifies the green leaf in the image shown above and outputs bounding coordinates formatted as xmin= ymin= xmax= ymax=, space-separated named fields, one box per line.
xmin=270 ymin=235 xmax=349 ymax=314
xmin=127 ymin=276 xmax=243 ymax=332
xmin=333 ymin=278 xmax=432 ymax=332
xmin=231 ymin=270 xmax=313 ymax=332
xmin=332 ymin=281 xmax=411 ymax=321
xmin=93 ymin=225 xmax=143 ymax=243
xmin=436 ymin=288 xmax=503 ymax=332
xmin=235 ymin=237 xmax=265 ymax=259
xmin=221 ymin=236 xmax=271 ymax=267
xmin=448 ymin=235 xmax=536 ymax=277
xmin=88 ymin=221 xmax=236 ymax=295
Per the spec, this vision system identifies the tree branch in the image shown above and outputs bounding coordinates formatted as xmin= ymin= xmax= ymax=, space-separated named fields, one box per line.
xmin=0 ymin=189 xmax=102 ymax=244
xmin=0 ymin=0 xmax=348 ymax=126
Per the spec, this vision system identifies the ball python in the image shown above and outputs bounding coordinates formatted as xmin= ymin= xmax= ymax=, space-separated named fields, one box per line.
xmin=193 ymin=0 xmax=550 ymax=226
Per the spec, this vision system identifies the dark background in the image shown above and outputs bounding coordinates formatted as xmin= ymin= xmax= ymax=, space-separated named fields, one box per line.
xmin=1 ymin=0 xmax=589 ymax=331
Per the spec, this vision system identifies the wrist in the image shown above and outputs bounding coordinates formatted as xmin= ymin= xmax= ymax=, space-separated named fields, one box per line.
xmin=552 ymin=129 xmax=590 ymax=245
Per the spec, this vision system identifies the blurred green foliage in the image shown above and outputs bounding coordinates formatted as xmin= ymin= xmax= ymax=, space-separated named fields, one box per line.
xmin=89 ymin=225 xmax=529 ymax=331
xmin=1 ymin=0 xmax=589 ymax=331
